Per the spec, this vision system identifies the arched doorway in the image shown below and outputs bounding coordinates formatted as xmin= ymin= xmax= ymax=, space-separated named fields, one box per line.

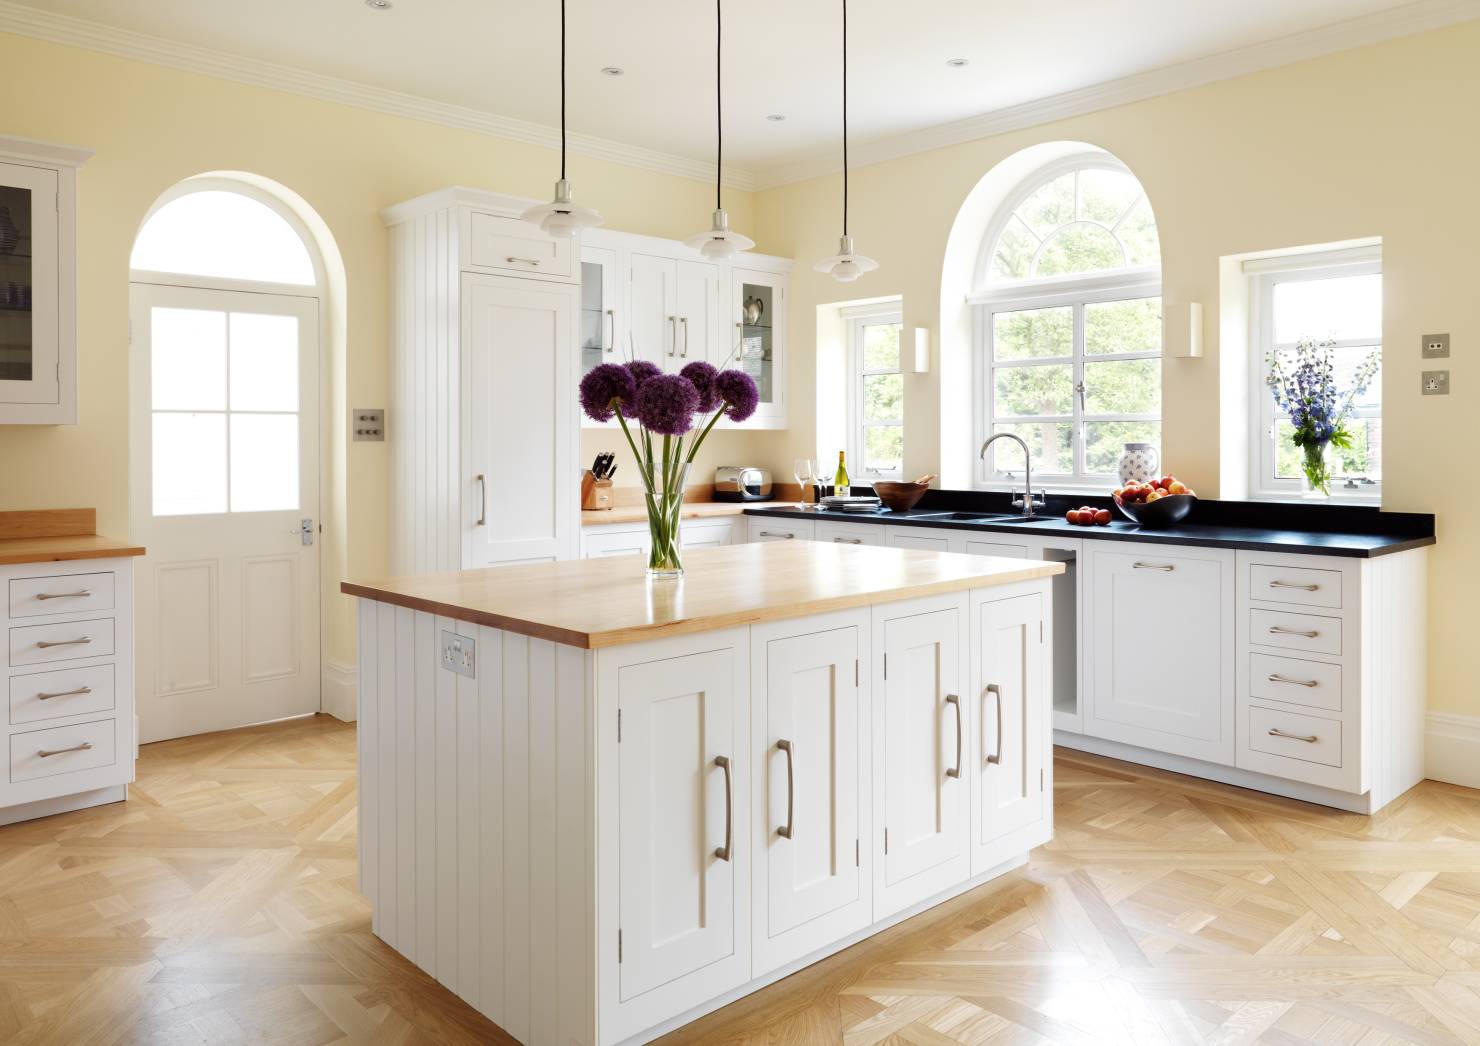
xmin=129 ymin=175 xmax=331 ymax=742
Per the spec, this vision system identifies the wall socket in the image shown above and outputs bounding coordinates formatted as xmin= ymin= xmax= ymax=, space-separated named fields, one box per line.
xmin=1422 ymin=333 xmax=1451 ymax=359
xmin=440 ymin=630 xmax=476 ymax=678
xmin=1422 ymin=370 xmax=1450 ymax=396
xmin=353 ymin=408 xmax=385 ymax=442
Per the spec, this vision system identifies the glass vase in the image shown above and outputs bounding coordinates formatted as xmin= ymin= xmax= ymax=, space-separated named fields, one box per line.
xmin=646 ymin=463 xmax=690 ymax=579
xmin=1301 ymin=440 xmax=1333 ymax=498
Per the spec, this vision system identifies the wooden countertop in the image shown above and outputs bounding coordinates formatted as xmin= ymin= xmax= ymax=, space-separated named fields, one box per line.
xmin=342 ymin=542 xmax=1063 ymax=649
xmin=581 ymin=500 xmax=790 ymax=526
xmin=0 ymin=509 xmax=145 ymax=565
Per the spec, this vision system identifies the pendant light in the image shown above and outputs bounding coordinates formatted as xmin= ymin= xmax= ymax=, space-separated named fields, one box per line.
xmin=685 ymin=0 xmax=754 ymax=260
xmin=522 ymin=0 xmax=603 ymax=236
xmin=814 ymin=0 xmax=878 ymax=282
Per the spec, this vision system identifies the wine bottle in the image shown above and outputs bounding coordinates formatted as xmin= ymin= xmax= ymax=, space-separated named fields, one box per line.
xmin=833 ymin=451 xmax=850 ymax=496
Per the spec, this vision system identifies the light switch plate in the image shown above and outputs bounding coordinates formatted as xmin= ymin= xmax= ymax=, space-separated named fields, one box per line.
xmin=353 ymin=408 xmax=385 ymax=441
xmin=1422 ymin=370 xmax=1450 ymax=395
xmin=440 ymin=630 xmax=476 ymax=678
xmin=1422 ymin=333 xmax=1450 ymax=359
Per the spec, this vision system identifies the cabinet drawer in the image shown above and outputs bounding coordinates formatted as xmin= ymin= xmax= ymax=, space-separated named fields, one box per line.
xmin=1248 ymin=563 xmax=1342 ymax=609
xmin=9 ymin=571 xmax=115 ymax=618
xmin=1247 ymin=705 xmax=1341 ymax=768
xmin=584 ymin=528 xmax=649 ymax=558
xmin=9 ymin=617 xmax=116 ymax=667
xmin=680 ymin=520 xmax=736 ymax=549
xmin=749 ymin=519 xmax=815 ymax=543
xmin=10 ymin=664 xmax=116 ymax=725
xmin=9 ymin=718 xmax=117 ymax=783
xmin=1248 ymin=653 xmax=1341 ymax=713
xmin=467 ymin=212 xmax=572 ymax=277
xmin=1248 ymin=608 xmax=1340 ymax=656
xmin=813 ymin=521 xmax=884 ymax=546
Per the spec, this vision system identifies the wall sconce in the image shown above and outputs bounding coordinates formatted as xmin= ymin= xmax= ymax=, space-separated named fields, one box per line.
xmin=906 ymin=327 xmax=931 ymax=373
xmin=1165 ymin=303 xmax=1203 ymax=358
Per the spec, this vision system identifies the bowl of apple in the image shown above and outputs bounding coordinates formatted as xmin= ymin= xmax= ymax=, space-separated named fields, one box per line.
xmin=1113 ymin=476 xmax=1196 ymax=527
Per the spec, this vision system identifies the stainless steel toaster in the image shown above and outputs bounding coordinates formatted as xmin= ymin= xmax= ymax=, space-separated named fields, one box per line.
xmin=714 ymin=466 xmax=773 ymax=502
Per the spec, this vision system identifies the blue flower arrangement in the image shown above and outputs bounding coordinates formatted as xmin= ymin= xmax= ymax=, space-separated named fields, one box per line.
xmin=1266 ymin=338 xmax=1380 ymax=495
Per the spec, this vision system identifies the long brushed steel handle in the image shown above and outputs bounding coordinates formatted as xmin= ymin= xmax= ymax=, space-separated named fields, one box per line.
xmin=1133 ymin=562 xmax=1175 ymax=572
xmin=1268 ymin=728 xmax=1319 ymax=743
xmin=667 ymin=316 xmax=677 ymax=356
xmin=759 ymin=531 xmax=795 ymax=539
xmin=37 ymin=686 xmax=92 ymax=701
xmin=680 ymin=317 xmax=689 ymax=358
xmin=37 ymin=637 xmax=91 ymax=649
xmin=38 ymin=742 xmax=93 ymax=758
xmin=1269 ymin=625 xmax=1319 ymax=638
xmin=505 ymin=255 xmax=540 ymax=266
xmin=714 ymin=755 xmax=733 ymax=861
xmin=1268 ymin=673 xmax=1319 ymax=688
xmin=475 ymin=474 xmax=487 ymax=527
xmin=834 ymin=537 xmax=863 ymax=544
xmin=945 ymin=694 xmax=962 ymax=779
xmin=776 ymin=740 xmax=795 ymax=840
xmin=604 ymin=309 xmax=615 ymax=352
xmin=35 ymin=590 xmax=91 ymax=601
xmin=985 ymin=683 xmax=1003 ymax=765
xmin=1269 ymin=580 xmax=1319 ymax=592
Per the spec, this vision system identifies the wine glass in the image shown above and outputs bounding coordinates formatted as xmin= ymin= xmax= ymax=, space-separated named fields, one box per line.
xmin=792 ymin=459 xmax=815 ymax=510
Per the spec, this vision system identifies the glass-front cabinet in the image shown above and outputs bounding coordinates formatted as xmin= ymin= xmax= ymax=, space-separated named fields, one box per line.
xmin=732 ymin=266 xmax=787 ymax=426
xmin=579 ymin=244 xmax=621 ymax=380
xmin=0 ymin=138 xmax=90 ymax=425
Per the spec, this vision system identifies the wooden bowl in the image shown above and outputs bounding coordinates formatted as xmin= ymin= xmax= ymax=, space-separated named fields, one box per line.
xmin=872 ymin=480 xmax=931 ymax=513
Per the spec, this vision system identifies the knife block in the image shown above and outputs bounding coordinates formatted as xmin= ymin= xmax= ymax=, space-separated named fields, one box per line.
xmin=581 ymin=471 xmax=614 ymax=511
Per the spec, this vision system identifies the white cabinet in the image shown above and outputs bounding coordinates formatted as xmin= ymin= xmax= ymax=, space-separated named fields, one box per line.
xmin=0 ymin=138 xmax=91 ymax=425
xmin=582 ymin=517 xmax=740 ymax=559
xmin=626 ymin=251 xmax=719 ymax=371
xmin=680 ymin=518 xmax=738 ymax=550
xmin=873 ymin=595 xmax=969 ymax=918
xmin=815 ymin=520 xmax=885 ymax=547
xmin=748 ymin=518 xmax=814 ymax=543
xmin=1083 ymin=542 xmax=1235 ymax=766
xmin=751 ymin=612 xmax=871 ymax=974
xmin=732 ymin=267 xmax=787 ymax=426
xmin=579 ymin=245 xmax=622 ymax=381
xmin=885 ymin=526 xmax=952 ymax=552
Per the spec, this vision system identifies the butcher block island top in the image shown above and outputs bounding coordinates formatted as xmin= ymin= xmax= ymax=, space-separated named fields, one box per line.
xmin=342 ymin=541 xmax=1064 ymax=649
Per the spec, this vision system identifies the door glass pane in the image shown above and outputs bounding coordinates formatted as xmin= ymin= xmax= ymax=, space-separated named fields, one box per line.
xmin=1085 ymin=298 xmax=1161 ymax=355
xmin=740 ymin=282 xmax=773 ymax=404
xmin=1084 ymin=358 xmax=1161 ymax=414
xmin=0 ymin=184 xmax=33 ymax=381
xmin=580 ymin=260 xmax=605 ymax=377
xmin=230 ymin=413 xmax=299 ymax=512
xmin=993 ymin=307 xmax=1071 ymax=360
xmin=228 ymin=312 xmax=298 ymax=411
xmin=995 ymin=363 xmax=1073 ymax=416
xmin=154 ymin=412 xmax=227 ymax=515
xmin=152 ymin=308 xmax=226 ymax=410
xmin=990 ymin=422 xmax=1072 ymax=475
xmin=1085 ymin=421 xmax=1161 ymax=475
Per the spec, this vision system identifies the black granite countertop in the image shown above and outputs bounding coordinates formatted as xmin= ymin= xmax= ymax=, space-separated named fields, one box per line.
xmin=743 ymin=491 xmax=1435 ymax=558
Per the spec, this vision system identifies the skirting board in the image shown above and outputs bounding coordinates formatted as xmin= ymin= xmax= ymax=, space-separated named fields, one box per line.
xmin=1426 ymin=711 xmax=1480 ymax=790
xmin=322 ymin=659 xmax=357 ymax=723
xmin=0 ymin=784 xmax=126 ymax=827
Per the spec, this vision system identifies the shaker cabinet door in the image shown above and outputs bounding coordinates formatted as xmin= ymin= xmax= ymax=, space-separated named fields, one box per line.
xmin=0 ymin=161 xmax=60 ymax=412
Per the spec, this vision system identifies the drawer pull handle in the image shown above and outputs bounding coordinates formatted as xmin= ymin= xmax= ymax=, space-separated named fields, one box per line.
xmin=37 ymin=686 xmax=92 ymax=701
xmin=38 ymin=741 xmax=93 ymax=758
xmin=945 ymin=694 xmax=962 ymax=779
xmin=36 ymin=637 xmax=91 ymax=649
xmin=1269 ymin=580 xmax=1319 ymax=592
xmin=1267 ymin=728 xmax=1318 ymax=744
xmin=776 ymin=739 xmax=795 ymax=839
xmin=35 ymin=590 xmax=92 ymax=601
xmin=759 ymin=531 xmax=795 ymax=539
xmin=1268 ymin=673 xmax=1318 ymax=688
xmin=505 ymin=255 xmax=540 ymax=266
xmin=1133 ymin=562 xmax=1175 ymax=572
xmin=1268 ymin=625 xmax=1319 ymax=639
xmin=834 ymin=537 xmax=863 ymax=544
xmin=984 ymin=683 xmax=1003 ymax=765
xmin=713 ymin=755 xmax=733 ymax=862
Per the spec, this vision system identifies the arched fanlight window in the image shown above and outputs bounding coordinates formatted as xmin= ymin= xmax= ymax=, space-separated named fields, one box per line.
xmin=131 ymin=189 xmax=316 ymax=286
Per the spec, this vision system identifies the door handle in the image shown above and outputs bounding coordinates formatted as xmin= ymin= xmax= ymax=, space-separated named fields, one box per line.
xmin=1268 ymin=625 xmax=1319 ymax=639
xmin=945 ymin=694 xmax=962 ymax=779
xmin=604 ymin=309 xmax=615 ymax=352
xmin=35 ymin=590 xmax=91 ymax=601
xmin=679 ymin=317 xmax=689 ymax=358
xmin=1269 ymin=580 xmax=1319 ymax=592
xmin=36 ymin=637 xmax=90 ymax=649
xmin=38 ymin=741 xmax=93 ymax=758
xmin=1268 ymin=673 xmax=1319 ymax=688
xmin=1268 ymin=727 xmax=1319 ymax=743
xmin=713 ymin=755 xmax=733 ymax=861
xmin=37 ymin=686 xmax=91 ymax=701
xmin=984 ymin=683 xmax=1003 ymax=765
xmin=776 ymin=739 xmax=795 ymax=839
xmin=475 ymin=474 xmax=487 ymax=526
xmin=667 ymin=316 xmax=677 ymax=357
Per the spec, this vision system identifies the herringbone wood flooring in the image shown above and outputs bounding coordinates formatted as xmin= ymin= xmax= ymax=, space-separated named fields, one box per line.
xmin=3 ymin=717 xmax=1480 ymax=1044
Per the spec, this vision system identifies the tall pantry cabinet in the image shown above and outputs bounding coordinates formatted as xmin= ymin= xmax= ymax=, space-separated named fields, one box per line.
xmin=383 ymin=188 xmax=580 ymax=574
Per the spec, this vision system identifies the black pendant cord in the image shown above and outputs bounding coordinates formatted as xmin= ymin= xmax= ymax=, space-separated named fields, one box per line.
xmin=715 ymin=0 xmax=723 ymax=211
xmin=560 ymin=0 xmax=567 ymax=180
xmin=842 ymin=0 xmax=848 ymax=236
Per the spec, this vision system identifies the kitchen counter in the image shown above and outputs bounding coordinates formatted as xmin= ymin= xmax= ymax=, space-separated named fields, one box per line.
xmin=343 ymin=540 xmax=1062 ymax=648
xmin=0 ymin=509 xmax=145 ymax=565
xmin=581 ymin=499 xmax=790 ymax=527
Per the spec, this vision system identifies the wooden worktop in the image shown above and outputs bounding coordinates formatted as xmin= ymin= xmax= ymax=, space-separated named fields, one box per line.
xmin=0 ymin=509 xmax=145 ymax=565
xmin=581 ymin=499 xmax=791 ymax=527
xmin=342 ymin=542 xmax=1063 ymax=649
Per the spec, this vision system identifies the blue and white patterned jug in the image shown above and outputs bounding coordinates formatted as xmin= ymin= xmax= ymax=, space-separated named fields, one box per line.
xmin=1118 ymin=442 xmax=1160 ymax=486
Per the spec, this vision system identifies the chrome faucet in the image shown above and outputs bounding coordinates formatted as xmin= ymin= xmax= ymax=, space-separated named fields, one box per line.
xmin=980 ymin=433 xmax=1046 ymax=518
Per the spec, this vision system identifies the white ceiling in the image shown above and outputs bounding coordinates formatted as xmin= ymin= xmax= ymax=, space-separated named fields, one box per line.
xmin=3 ymin=0 xmax=1473 ymax=186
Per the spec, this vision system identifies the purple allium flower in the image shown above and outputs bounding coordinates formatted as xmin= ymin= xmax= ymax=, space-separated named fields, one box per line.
xmin=578 ymin=362 xmax=637 ymax=423
xmin=635 ymin=373 xmax=699 ymax=436
xmin=715 ymin=369 xmax=760 ymax=422
xmin=620 ymin=360 xmax=663 ymax=418
xmin=680 ymin=361 xmax=721 ymax=412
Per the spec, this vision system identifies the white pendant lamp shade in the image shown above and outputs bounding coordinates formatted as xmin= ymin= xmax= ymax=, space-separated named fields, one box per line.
xmin=814 ymin=234 xmax=879 ymax=282
xmin=523 ymin=0 xmax=602 ymax=237
xmin=687 ymin=0 xmax=752 ymax=261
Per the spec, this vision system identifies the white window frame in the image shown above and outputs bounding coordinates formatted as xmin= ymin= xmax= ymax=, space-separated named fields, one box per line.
xmin=844 ymin=302 xmax=904 ymax=480
xmin=1246 ymin=246 xmax=1382 ymax=503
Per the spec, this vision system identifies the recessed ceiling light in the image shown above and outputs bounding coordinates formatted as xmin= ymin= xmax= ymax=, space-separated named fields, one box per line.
xmin=946 ymin=57 xmax=969 ymax=67
xmin=766 ymin=113 xmax=786 ymax=122
xmin=365 ymin=0 xmax=392 ymax=8
xmin=600 ymin=66 xmax=624 ymax=77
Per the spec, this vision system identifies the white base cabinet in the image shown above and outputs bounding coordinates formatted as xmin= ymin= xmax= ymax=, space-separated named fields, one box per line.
xmin=355 ymin=576 xmax=1053 ymax=1045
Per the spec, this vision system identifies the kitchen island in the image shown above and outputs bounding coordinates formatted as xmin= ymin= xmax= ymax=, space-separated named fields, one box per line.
xmin=344 ymin=542 xmax=1063 ymax=1046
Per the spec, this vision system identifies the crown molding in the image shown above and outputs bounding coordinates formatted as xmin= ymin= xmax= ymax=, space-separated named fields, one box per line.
xmin=753 ymin=0 xmax=1480 ymax=189
xmin=0 ymin=0 xmax=758 ymax=192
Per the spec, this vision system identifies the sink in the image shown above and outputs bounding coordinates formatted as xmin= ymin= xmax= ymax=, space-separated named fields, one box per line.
xmin=911 ymin=511 xmax=1019 ymax=522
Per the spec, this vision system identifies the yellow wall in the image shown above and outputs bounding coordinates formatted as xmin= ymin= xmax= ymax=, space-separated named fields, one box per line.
xmin=755 ymin=22 xmax=1479 ymax=715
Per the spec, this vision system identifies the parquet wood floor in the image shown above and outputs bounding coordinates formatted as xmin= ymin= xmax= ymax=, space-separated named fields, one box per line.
xmin=2 ymin=716 xmax=1480 ymax=1044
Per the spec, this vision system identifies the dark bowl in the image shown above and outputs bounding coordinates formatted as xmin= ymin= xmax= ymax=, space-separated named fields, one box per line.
xmin=1113 ymin=493 xmax=1195 ymax=528
xmin=872 ymin=480 xmax=930 ymax=513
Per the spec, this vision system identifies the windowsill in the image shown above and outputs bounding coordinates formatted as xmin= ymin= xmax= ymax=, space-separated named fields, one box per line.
xmin=1249 ymin=490 xmax=1382 ymax=507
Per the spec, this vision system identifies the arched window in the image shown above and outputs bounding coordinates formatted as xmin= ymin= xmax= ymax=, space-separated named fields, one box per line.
xmin=974 ymin=154 xmax=1161 ymax=487
xmin=131 ymin=188 xmax=317 ymax=286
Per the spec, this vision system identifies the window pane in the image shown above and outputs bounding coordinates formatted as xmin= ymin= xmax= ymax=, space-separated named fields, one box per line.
xmin=230 ymin=413 xmax=299 ymax=512
xmin=1086 ymin=421 xmax=1161 ymax=476
xmin=990 ymin=218 xmax=1035 ymax=280
xmin=131 ymin=190 xmax=315 ymax=285
xmin=995 ymin=364 xmax=1073 ymax=417
xmin=1275 ymin=417 xmax=1382 ymax=483
xmin=990 ymin=422 xmax=1073 ymax=475
xmin=1084 ymin=358 xmax=1161 ymax=414
xmin=1273 ymin=273 xmax=1381 ymax=343
xmin=151 ymin=307 xmax=225 ymax=411
xmin=1015 ymin=172 xmax=1075 ymax=238
xmin=993 ymin=307 xmax=1071 ymax=360
xmin=862 ymin=322 xmax=900 ymax=370
xmin=1035 ymin=223 xmax=1124 ymax=277
xmin=1085 ymin=298 xmax=1162 ymax=355
xmin=229 ymin=312 xmax=299 ymax=411
xmin=1117 ymin=196 xmax=1161 ymax=268
xmin=153 ymin=412 xmax=226 ymax=516
xmin=864 ymin=426 xmax=903 ymax=474
xmin=863 ymin=373 xmax=903 ymax=423
xmin=1078 ymin=169 xmax=1141 ymax=225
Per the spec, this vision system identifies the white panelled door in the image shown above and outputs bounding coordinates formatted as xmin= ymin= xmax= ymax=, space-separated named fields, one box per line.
xmin=130 ymin=284 xmax=320 ymax=743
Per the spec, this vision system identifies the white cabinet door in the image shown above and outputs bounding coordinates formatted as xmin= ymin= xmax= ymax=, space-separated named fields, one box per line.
xmin=815 ymin=521 xmax=885 ymax=547
xmin=0 ymin=161 xmax=61 ymax=414
xmin=629 ymin=253 xmax=677 ymax=370
xmin=748 ymin=518 xmax=815 ymax=543
xmin=972 ymin=590 xmax=1047 ymax=874
xmin=463 ymin=275 xmax=577 ymax=566
xmin=731 ymin=267 xmax=786 ymax=425
xmin=1084 ymin=542 xmax=1235 ymax=765
xmin=875 ymin=598 xmax=969 ymax=918
xmin=616 ymin=646 xmax=745 ymax=1004
xmin=681 ymin=519 xmax=735 ymax=550
xmin=753 ymin=617 xmax=870 ymax=974
xmin=886 ymin=526 xmax=953 ymax=552
xmin=675 ymin=260 xmax=720 ymax=368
